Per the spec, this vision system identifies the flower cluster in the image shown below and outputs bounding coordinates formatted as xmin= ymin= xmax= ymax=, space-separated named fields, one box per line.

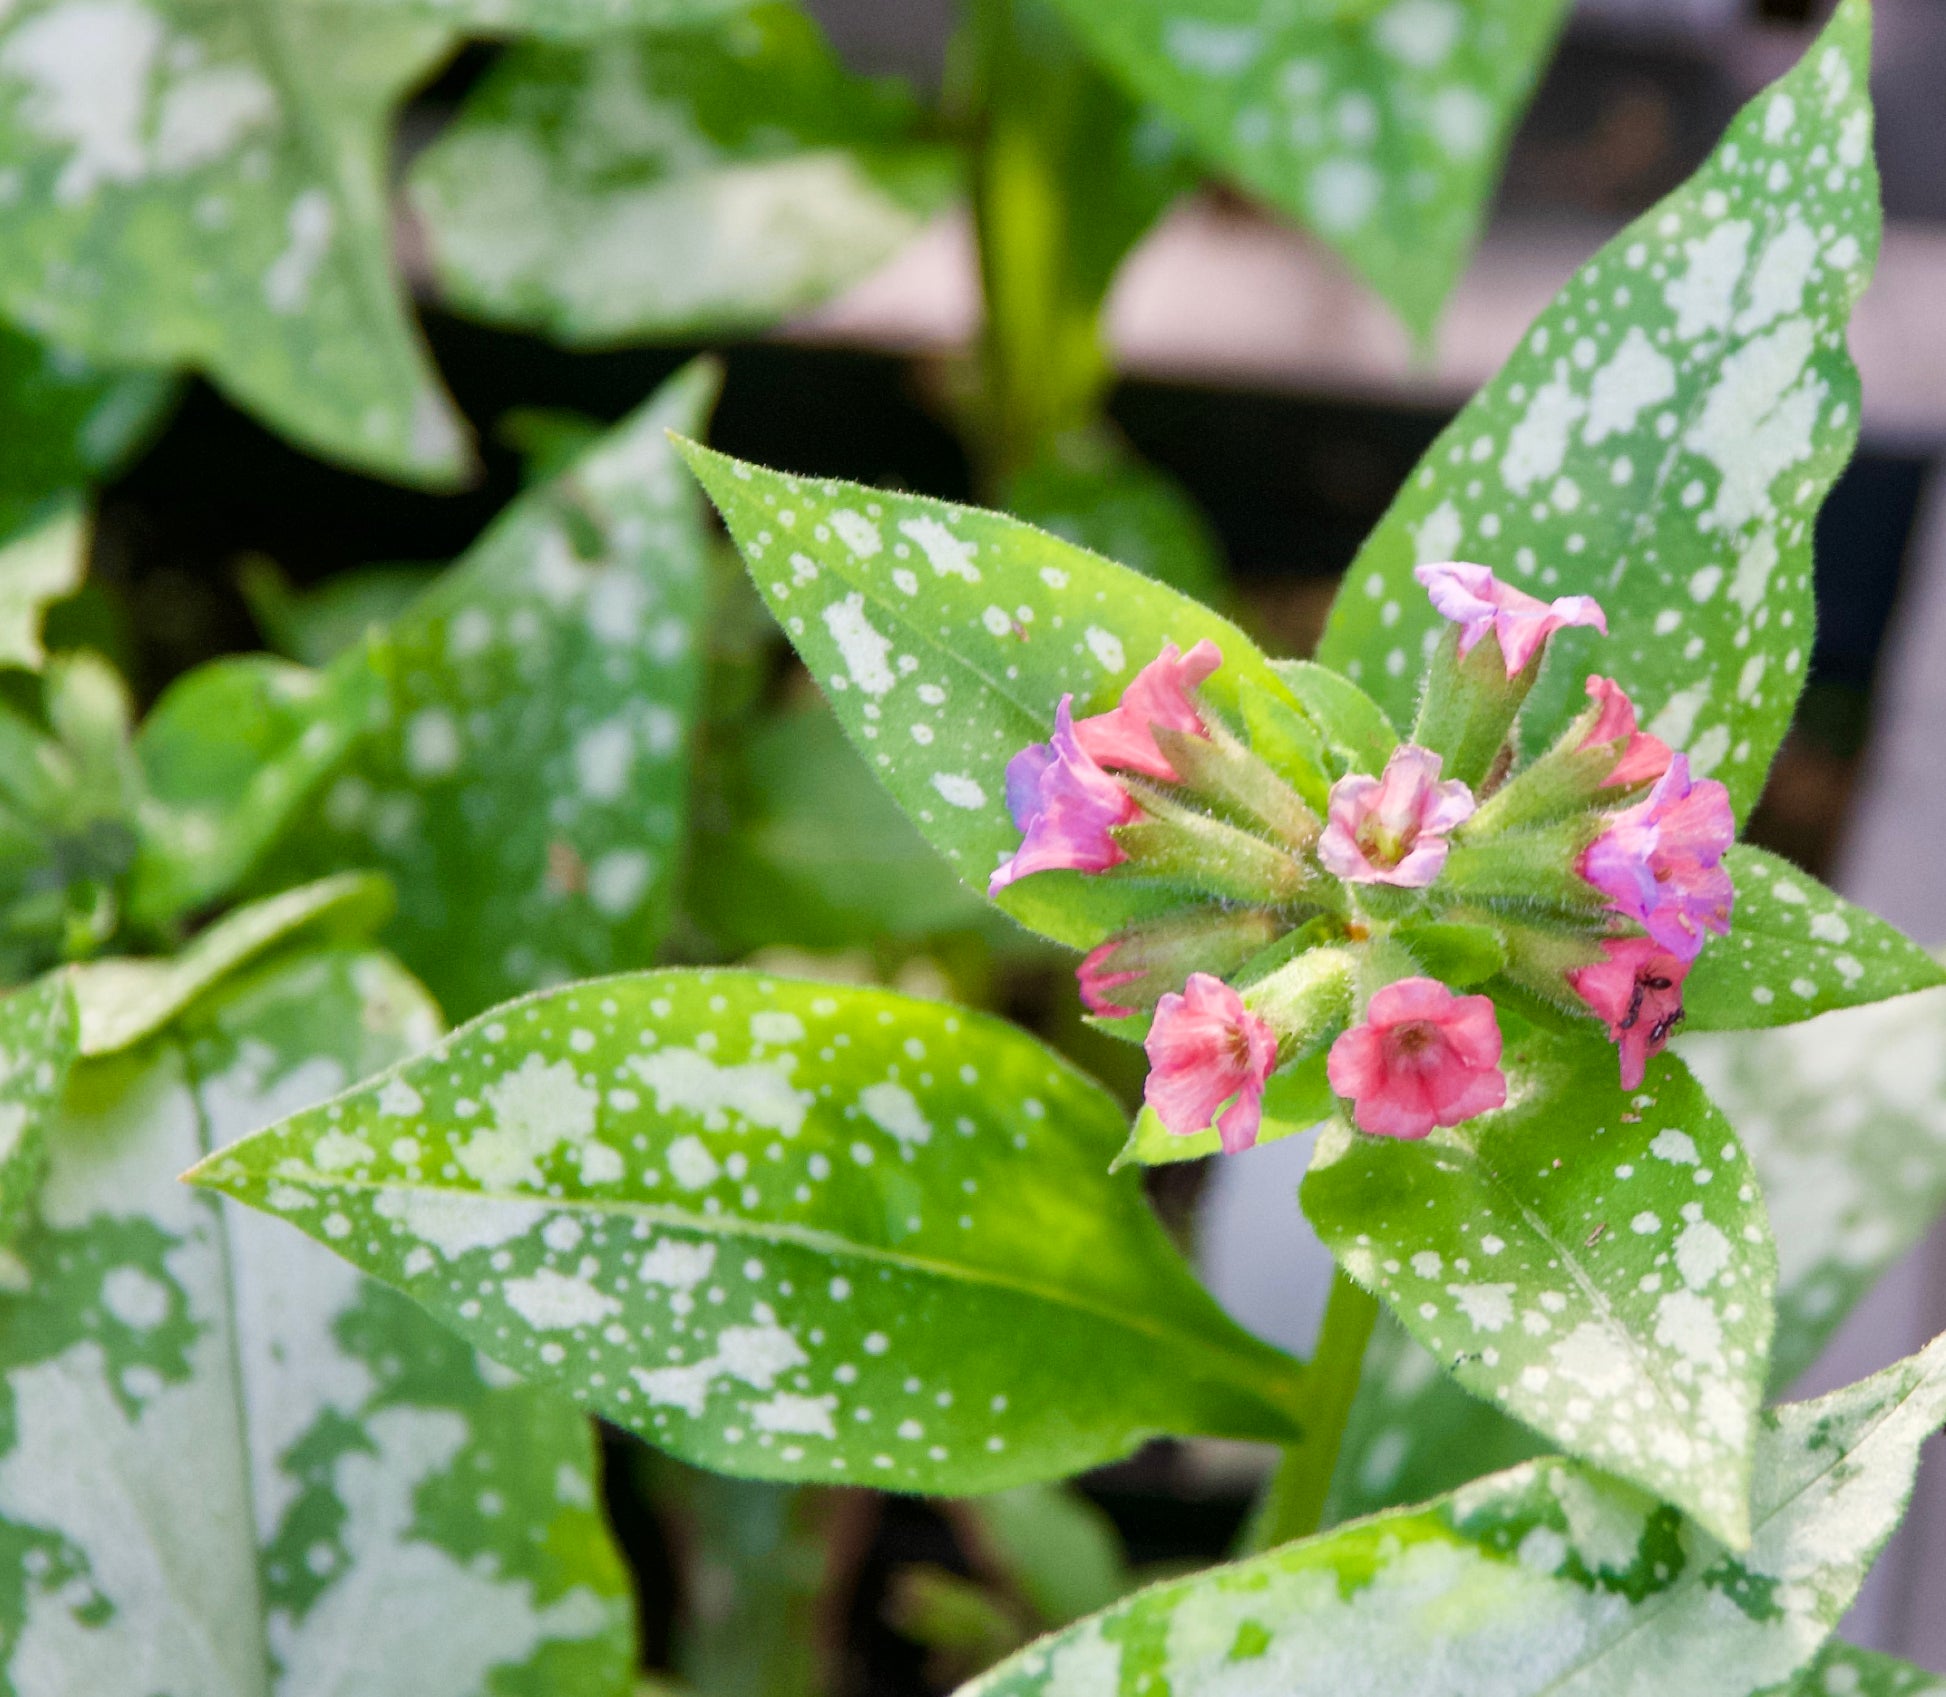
xmin=992 ymin=563 xmax=1736 ymax=1150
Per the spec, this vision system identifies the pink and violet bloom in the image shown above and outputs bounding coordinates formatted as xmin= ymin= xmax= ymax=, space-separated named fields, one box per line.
xmin=1072 ymin=640 xmax=1221 ymax=782
xmin=1078 ymin=940 xmax=1144 ymax=1019
xmin=1415 ymin=561 xmax=1607 ymax=676
xmin=1578 ymin=754 xmax=1735 ymax=961
xmin=1144 ymin=973 xmax=1279 ymax=1154
xmin=1569 ymin=938 xmax=1690 ymax=1090
xmin=990 ymin=697 xmax=1139 ymax=895
xmin=1317 ymin=744 xmax=1475 ymax=888
xmin=1579 ymin=675 xmax=1673 ymax=789
xmin=1326 ymin=977 xmax=1507 ymax=1141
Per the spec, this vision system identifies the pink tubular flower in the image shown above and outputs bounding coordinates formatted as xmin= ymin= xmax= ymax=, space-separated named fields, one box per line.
xmin=1568 ymin=938 xmax=1690 ymax=1090
xmin=1577 ymin=754 xmax=1735 ymax=961
xmin=1143 ymin=973 xmax=1279 ymax=1154
xmin=1579 ymin=676 xmax=1673 ymax=788
xmin=990 ymin=697 xmax=1140 ymax=895
xmin=1415 ymin=561 xmax=1607 ymax=676
xmin=1073 ymin=640 xmax=1222 ymax=782
xmin=1326 ymin=978 xmax=1507 ymax=1141
xmin=1317 ymin=744 xmax=1475 ymax=888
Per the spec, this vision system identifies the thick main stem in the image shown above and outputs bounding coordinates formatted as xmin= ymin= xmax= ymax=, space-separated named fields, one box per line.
xmin=1240 ymin=1270 xmax=1380 ymax=1552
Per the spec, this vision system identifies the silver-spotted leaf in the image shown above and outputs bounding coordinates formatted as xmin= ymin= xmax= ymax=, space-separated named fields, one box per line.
xmin=1042 ymin=0 xmax=1571 ymax=337
xmin=190 ymin=969 xmax=1309 ymax=1490
xmin=266 ymin=361 xmax=717 ymax=1018
xmin=677 ymin=439 xmax=1298 ymax=949
xmin=0 ymin=974 xmax=75 ymax=1246
xmin=1317 ymin=0 xmax=1880 ymax=819
xmin=1334 ymin=982 xmax=1946 ymax=1523
xmin=410 ymin=4 xmax=955 ymax=343
xmin=1773 ymin=1646 xmax=1946 ymax=1697
xmin=0 ymin=943 xmax=634 ymax=1693
xmin=0 ymin=0 xmax=468 ymax=484
xmin=957 ymin=1330 xmax=1946 ymax=1697
xmin=1686 ymin=846 xmax=1945 ymax=1030
xmin=1303 ymin=1023 xmax=1775 ymax=1546
xmin=129 ymin=653 xmax=384 ymax=927
xmin=68 ymin=871 xmax=393 ymax=1057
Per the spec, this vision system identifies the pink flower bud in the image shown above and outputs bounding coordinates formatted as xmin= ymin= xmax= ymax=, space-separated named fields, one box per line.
xmin=1326 ymin=977 xmax=1507 ymax=1140
xmin=1579 ymin=676 xmax=1673 ymax=788
xmin=1415 ymin=561 xmax=1607 ymax=677
xmin=1143 ymin=973 xmax=1279 ymax=1154
xmin=1317 ymin=744 xmax=1475 ymax=888
xmin=990 ymin=697 xmax=1140 ymax=895
xmin=1577 ymin=754 xmax=1734 ymax=961
xmin=1568 ymin=938 xmax=1690 ymax=1090
xmin=1073 ymin=640 xmax=1222 ymax=782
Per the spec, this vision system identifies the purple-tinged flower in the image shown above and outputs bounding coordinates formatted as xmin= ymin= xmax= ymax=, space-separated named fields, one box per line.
xmin=1143 ymin=973 xmax=1279 ymax=1154
xmin=1317 ymin=744 xmax=1475 ymax=887
xmin=1579 ymin=675 xmax=1673 ymax=789
xmin=1074 ymin=640 xmax=1222 ymax=782
xmin=1326 ymin=977 xmax=1507 ymax=1140
xmin=1578 ymin=754 xmax=1735 ymax=960
xmin=1569 ymin=937 xmax=1690 ymax=1090
xmin=1415 ymin=561 xmax=1607 ymax=676
xmin=1078 ymin=941 xmax=1146 ymax=1019
xmin=990 ymin=697 xmax=1140 ymax=895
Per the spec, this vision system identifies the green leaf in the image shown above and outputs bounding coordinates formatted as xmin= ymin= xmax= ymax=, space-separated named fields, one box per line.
xmin=970 ymin=1484 xmax=1132 ymax=1628
xmin=0 ymin=943 xmax=635 ymax=1693
xmin=1269 ymin=658 xmax=1399 ymax=778
xmin=190 ymin=969 xmax=1309 ymax=1490
xmin=1686 ymin=845 xmax=1945 ymax=1030
xmin=265 ymin=361 xmax=718 ymax=1019
xmin=1042 ymin=0 xmax=1571 ymax=337
xmin=1317 ymin=0 xmax=1880 ymax=819
xmin=1000 ymin=443 xmax=1227 ymax=603
xmin=129 ymin=652 xmax=384 ymax=926
xmin=956 ymin=1331 xmax=1946 ymax=1697
xmin=0 ymin=0 xmax=469 ymax=484
xmin=0 ymin=499 xmax=84 ymax=668
xmin=239 ymin=555 xmax=440 ymax=667
xmin=1302 ymin=1022 xmax=1776 ymax=1546
xmin=0 ymin=322 xmax=174 ymax=545
xmin=1334 ymin=979 xmax=1946 ymax=1522
xmin=0 ymin=974 xmax=75 ymax=1246
xmin=684 ymin=700 xmax=1007 ymax=956
xmin=68 ymin=871 xmax=393 ymax=1057
xmin=409 ymin=4 xmax=956 ymax=343
xmin=677 ymin=439 xmax=1297 ymax=949
xmin=343 ymin=0 xmax=749 ymax=38
xmin=1773 ymin=1646 xmax=1946 ymax=1697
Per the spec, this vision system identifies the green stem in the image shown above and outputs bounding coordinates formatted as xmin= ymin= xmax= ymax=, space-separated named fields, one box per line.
xmin=1240 ymin=1270 xmax=1380 ymax=1552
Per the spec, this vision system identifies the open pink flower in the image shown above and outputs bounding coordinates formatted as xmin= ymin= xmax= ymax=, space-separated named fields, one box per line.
xmin=991 ymin=697 xmax=1139 ymax=895
xmin=1579 ymin=676 xmax=1673 ymax=788
xmin=1568 ymin=938 xmax=1690 ymax=1090
xmin=1317 ymin=744 xmax=1474 ymax=887
xmin=1326 ymin=978 xmax=1506 ymax=1140
xmin=1143 ymin=973 xmax=1278 ymax=1154
xmin=1073 ymin=640 xmax=1222 ymax=782
xmin=1415 ymin=561 xmax=1607 ymax=676
xmin=1578 ymin=754 xmax=1734 ymax=960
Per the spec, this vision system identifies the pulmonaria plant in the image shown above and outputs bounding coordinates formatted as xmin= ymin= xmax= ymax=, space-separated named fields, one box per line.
xmin=995 ymin=560 xmax=1737 ymax=1150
